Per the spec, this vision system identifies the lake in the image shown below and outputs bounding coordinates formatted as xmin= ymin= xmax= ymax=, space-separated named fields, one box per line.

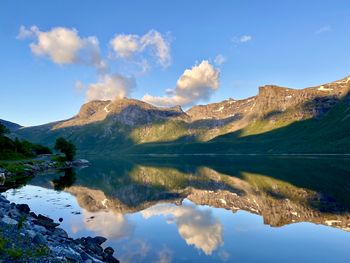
xmin=3 ymin=156 xmax=350 ymax=262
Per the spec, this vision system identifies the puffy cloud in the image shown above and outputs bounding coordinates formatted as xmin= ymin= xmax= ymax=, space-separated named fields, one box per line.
xmin=110 ymin=29 xmax=171 ymax=68
xmin=142 ymin=203 xmax=223 ymax=255
xmin=214 ymin=54 xmax=226 ymax=66
xmin=143 ymin=60 xmax=220 ymax=107
xmin=141 ymin=30 xmax=171 ymax=67
xmin=110 ymin=34 xmax=140 ymax=58
xmin=30 ymin=27 xmax=83 ymax=64
xmin=86 ymin=73 xmax=136 ymax=101
xmin=18 ymin=25 xmax=104 ymax=68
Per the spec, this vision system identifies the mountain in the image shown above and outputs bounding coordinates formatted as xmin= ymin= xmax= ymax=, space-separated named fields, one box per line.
xmin=0 ymin=119 xmax=22 ymax=131
xmin=16 ymin=75 xmax=350 ymax=154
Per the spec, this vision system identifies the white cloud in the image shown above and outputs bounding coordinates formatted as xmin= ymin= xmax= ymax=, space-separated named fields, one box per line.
xmin=214 ymin=54 xmax=226 ymax=66
xmin=30 ymin=27 xmax=83 ymax=64
xmin=141 ymin=30 xmax=171 ymax=67
xmin=110 ymin=29 xmax=171 ymax=68
xmin=143 ymin=60 xmax=220 ymax=107
xmin=110 ymin=34 xmax=140 ymax=58
xmin=232 ymin=34 xmax=253 ymax=43
xmin=86 ymin=73 xmax=136 ymax=101
xmin=71 ymin=210 xmax=135 ymax=239
xmin=142 ymin=203 xmax=223 ymax=255
xmin=16 ymin=25 xmax=38 ymax=39
xmin=239 ymin=35 xmax=252 ymax=43
xmin=316 ymin=25 xmax=331 ymax=34
xmin=18 ymin=25 xmax=104 ymax=68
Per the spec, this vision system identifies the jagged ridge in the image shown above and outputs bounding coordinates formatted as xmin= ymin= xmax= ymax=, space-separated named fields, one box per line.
xmin=14 ymin=75 xmax=350 ymax=154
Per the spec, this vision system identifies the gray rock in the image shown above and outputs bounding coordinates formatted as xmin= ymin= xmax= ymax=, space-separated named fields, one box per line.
xmin=86 ymin=242 xmax=103 ymax=256
xmin=62 ymin=248 xmax=82 ymax=261
xmin=2 ymin=215 xmax=18 ymax=225
xmin=33 ymin=224 xmax=47 ymax=234
xmin=0 ymin=195 xmax=10 ymax=203
xmin=26 ymin=229 xmax=36 ymax=238
xmin=93 ymin=236 xmax=107 ymax=245
xmin=33 ymin=233 xmax=47 ymax=245
xmin=53 ymin=228 xmax=68 ymax=238
xmin=16 ymin=203 xmax=30 ymax=214
xmin=34 ymin=214 xmax=60 ymax=229
xmin=8 ymin=208 xmax=22 ymax=218
xmin=80 ymin=252 xmax=90 ymax=260
xmin=104 ymin=246 xmax=114 ymax=255
xmin=29 ymin=211 xmax=38 ymax=218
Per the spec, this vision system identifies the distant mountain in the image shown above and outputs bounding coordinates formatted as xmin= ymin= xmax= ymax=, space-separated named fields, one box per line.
xmin=16 ymin=75 xmax=350 ymax=154
xmin=0 ymin=119 xmax=22 ymax=131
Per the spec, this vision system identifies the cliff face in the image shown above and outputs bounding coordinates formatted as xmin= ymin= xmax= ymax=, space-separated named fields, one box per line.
xmin=54 ymin=98 xmax=189 ymax=129
xmin=253 ymin=76 xmax=350 ymax=119
xmin=186 ymin=97 xmax=256 ymax=121
xmin=187 ymin=75 xmax=350 ymax=123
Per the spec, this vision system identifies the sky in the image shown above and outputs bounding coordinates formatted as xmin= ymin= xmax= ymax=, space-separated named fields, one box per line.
xmin=1 ymin=0 xmax=350 ymax=126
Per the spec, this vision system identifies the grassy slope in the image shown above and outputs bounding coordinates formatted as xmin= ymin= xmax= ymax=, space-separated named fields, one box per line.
xmin=16 ymin=97 xmax=350 ymax=155
xmin=124 ymin=99 xmax=350 ymax=154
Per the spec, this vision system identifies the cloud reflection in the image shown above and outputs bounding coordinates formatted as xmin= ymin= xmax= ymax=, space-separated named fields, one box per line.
xmin=142 ymin=203 xmax=223 ymax=255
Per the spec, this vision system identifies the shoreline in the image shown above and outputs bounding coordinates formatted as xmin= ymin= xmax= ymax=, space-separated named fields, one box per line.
xmin=0 ymin=194 xmax=119 ymax=262
xmin=0 ymin=156 xmax=90 ymax=184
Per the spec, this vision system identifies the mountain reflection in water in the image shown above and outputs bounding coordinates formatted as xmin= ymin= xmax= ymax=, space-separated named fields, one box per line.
xmin=4 ymin=156 xmax=350 ymax=262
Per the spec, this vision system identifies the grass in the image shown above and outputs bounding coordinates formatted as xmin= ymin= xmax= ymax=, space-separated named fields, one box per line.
xmin=130 ymin=120 xmax=188 ymax=143
xmin=0 ymin=161 xmax=26 ymax=174
xmin=0 ymin=234 xmax=50 ymax=261
xmin=122 ymin=99 xmax=350 ymax=155
xmin=17 ymin=216 xmax=26 ymax=230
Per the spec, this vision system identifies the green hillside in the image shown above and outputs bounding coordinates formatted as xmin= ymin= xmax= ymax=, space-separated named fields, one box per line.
xmin=124 ymin=98 xmax=350 ymax=154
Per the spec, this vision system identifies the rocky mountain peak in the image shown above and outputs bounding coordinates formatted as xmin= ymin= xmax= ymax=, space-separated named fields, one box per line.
xmin=77 ymin=100 xmax=111 ymax=118
xmin=53 ymin=98 xmax=189 ymax=129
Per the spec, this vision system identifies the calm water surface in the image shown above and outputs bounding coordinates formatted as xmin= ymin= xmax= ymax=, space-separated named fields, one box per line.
xmin=3 ymin=156 xmax=350 ymax=262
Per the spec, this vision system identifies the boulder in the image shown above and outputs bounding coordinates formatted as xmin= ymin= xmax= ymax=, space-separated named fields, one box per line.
xmin=33 ymin=233 xmax=47 ymax=245
xmin=16 ymin=203 xmax=30 ymax=214
xmin=1 ymin=215 xmax=18 ymax=225
xmin=104 ymin=246 xmax=114 ymax=255
xmin=53 ymin=228 xmax=68 ymax=238
xmin=34 ymin=214 xmax=60 ymax=229
xmin=93 ymin=236 xmax=107 ymax=245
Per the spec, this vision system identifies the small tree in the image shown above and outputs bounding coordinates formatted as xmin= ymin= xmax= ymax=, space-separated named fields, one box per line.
xmin=54 ymin=137 xmax=76 ymax=161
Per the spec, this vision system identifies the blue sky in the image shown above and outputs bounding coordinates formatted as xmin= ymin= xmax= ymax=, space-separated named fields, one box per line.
xmin=1 ymin=0 xmax=350 ymax=126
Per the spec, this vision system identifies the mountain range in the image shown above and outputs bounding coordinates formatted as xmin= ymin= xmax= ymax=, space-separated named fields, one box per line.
xmin=4 ymin=75 xmax=350 ymax=155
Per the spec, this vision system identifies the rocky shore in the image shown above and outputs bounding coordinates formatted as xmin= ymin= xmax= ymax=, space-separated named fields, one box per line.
xmin=0 ymin=157 xmax=90 ymax=182
xmin=0 ymin=194 xmax=119 ymax=262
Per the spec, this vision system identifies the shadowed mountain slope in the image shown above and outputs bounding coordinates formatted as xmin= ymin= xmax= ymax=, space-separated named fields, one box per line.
xmin=15 ymin=75 xmax=350 ymax=154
